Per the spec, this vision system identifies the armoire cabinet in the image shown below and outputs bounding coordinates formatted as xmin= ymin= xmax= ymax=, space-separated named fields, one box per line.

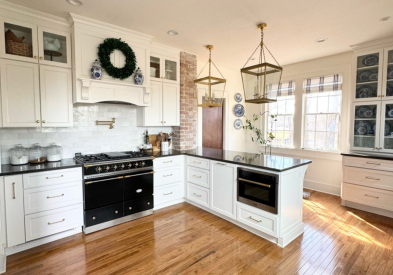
xmin=0 ymin=17 xmax=72 ymax=127
xmin=350 ymin=44 xmax=393 ymax=153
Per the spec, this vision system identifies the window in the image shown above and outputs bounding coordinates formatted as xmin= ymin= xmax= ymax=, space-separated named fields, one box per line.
xmin=303 ymin=74 xmax=342 ymax=151
xmin=268 ymin=81 xmax=295 ymax=147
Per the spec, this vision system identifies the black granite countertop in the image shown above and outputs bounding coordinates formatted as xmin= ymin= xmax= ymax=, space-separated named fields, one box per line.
xmin=0 ymin=158 xmax=82 ymax=176
xmin=341 ymin=152 xmax=393 ymax=161
xmin=150 ymin=147 xmax=312 ymax=172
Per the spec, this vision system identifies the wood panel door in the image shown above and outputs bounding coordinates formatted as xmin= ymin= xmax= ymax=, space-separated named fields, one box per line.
xmin=202 ymin=101 xmax=223 ymax=149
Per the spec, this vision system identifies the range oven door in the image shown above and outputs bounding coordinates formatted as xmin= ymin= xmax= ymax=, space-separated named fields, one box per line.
xmin=124 ymin=170 xmax=154 ymax=201
xmin=84 ymin=176 xmax=124 ymax=211
xmin=237 ymin=168 xmax=278 ymax=214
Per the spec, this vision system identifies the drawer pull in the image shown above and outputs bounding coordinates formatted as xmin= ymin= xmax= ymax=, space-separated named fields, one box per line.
xmin=163 ymin=192 xmax=173 ymax=195
xmin=163 ymin=160 xmax=173 ymax=163
xmin=48 ymin=219 xmax=65 ymax=225
xmin=217 ymin=162 xmax=227 ymax=166
xmin=129 ymin=207 xmax=132 ymax=210
xmin=365 ymin=177 xmax=380 ymax=181
xmin=239 ymin=178 xmax=271 ymax=188
xmin=47 ymin=194 xmax=64 ymax=199
xmin=193 ymin=193 xmax=201 ymax=197
xmin=136 ymin=189 xmax=142 ymax=193
xmin=46 ymin=175 xmax=64 ymax=180
xmin=193 ymin=175 xmax=202 ymax=178
xmin=92 ymin=217 xmax=96 ymax=220
xmin=115 ymin=211 xmax=119 ymax=214
xmin=163 ymin=174 xmax=172 ymax=177
xmin=249 ymin=216 xmax=262 ymax=223
xmin=12 ymin=182 xmax=15 ymax=199
xmin=366 ymin=162 xmax=380 ymax=165
xmin=365 ymin=194 xmax=379 ymax=199
xmin=193 ymin=161 xmax=201 ymax=164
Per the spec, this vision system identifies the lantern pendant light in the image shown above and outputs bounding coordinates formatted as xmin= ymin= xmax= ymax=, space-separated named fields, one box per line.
xmin=241 ymin=23 xmax=283 ymax=104
xmin=195 ymin=45 xmax=226 ymax=108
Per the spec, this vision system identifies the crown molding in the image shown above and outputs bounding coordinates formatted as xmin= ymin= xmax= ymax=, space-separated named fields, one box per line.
xmin=350 ymin=35 xmax=393 ymax=51
xmin=151 ymin=42 xmax=182 ymax=54
xmin=0 ymin=0 xmax=69 ymax=26
xmin=67 ymin=13 xmax=153 ymax=41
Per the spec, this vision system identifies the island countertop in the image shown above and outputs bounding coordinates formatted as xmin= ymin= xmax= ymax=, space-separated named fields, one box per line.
xmin=149 ymin=147 xmax=312 ymax=172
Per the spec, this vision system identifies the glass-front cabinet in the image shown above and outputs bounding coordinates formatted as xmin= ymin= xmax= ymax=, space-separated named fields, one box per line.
xmin=149 ymin=53 xmax=179 ymax=83
xmin=38 ymin=27 xmax=71 ymax=68
xmin=380 ymin=100 xmax=393 ymax=152
xmin=383 ymin=47 xmax=393 ymax=99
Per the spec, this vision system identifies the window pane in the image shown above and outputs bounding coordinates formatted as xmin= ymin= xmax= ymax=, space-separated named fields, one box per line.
xmin=317 ymin=96 xmax=329 ymax=113
xmin=327 ymin=114 xmax=339 ymax=132
xmin=305 ymin=115 xmax=316 ymax=131
xmin=306 ymin=96 xmax=317 ymax=114
xmin=316 ymin=115 xmax=327 ymax=131
xmin=327 ymin=133 xmax=339 ymax=150
xmin=269 ymin=102 xmax=277 ymax=114
xmin=284 ymin=131 xmax=293 ymax=146
xmin=328 ymin=95 xmax=341 ymax=113
xmin=285 ymin=116 xmax=293 ymax=130
xmin=275 ymin=131 xmax=284 ymax=145
xmin=286 ymin=99 xmax=294 ymax=114
xmin=277 ymin=100 xmax=285 ymax=115
xmin=268 ymin=116 xmax=276 ymax=131
xmin=276 ymin=116 xmax=285 ymax=130
xmin=304 ymin=131 xmax=315 ymax=148
xmin=316 ymin=132 xmax=326 ymax=149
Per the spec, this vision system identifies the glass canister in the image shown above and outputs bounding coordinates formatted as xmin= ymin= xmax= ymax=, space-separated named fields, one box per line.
xmin=9 ymin=144 xmax=29 ymax=165
xmin=46 ymin=143 xmax=63 ymax=162
xmin=28 ymin=143 xmax=47 ymax=164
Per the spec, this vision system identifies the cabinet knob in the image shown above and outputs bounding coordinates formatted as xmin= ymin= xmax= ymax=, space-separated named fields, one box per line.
xmin=164 ymin=121 xmax=166 ymax=123
xmin=39 ymin=56 xmax=43 ymax=60
xmin=42 ymin=120 xmax=46 ymax=123
xmin=34 ymin=56 xmax=38 ymax=59
xmin=147 ymin=202 xmax=150 ymax=205
xmin=36 ymin=120 xmax=40 ymax=123
xmin=115 ymin=210 xmax=119 ymax=214
xmin=129 ymin=207 xmax=132 ymax=210
xmin=92 ymin=217 xmax=96 ymax=220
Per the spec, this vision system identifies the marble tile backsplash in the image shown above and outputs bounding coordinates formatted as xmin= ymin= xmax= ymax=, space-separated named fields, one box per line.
xmin=0 ymin=103 xmax=172 ymax=164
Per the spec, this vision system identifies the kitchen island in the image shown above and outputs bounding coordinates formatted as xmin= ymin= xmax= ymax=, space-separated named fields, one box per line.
xmin=151 ymin=147 xmax=312 ymax=247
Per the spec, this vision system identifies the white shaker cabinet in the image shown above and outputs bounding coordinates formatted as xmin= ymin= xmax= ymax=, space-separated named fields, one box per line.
xmin=4 ymin=175 xmax=25 ymax=247
xmin=210 ymin=161 xmax=237 ymax=219
xmin=138 ymin=80 xmax=163 ymax=126
xmin=162 ymin=82 xmax=180 ymax=126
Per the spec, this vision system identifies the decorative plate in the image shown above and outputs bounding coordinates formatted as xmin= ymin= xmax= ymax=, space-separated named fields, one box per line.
xmin=355 ymin=120 xmax=372 ymax=135
xmin=388 ymin=68 xmax=393 ymax=79
xmin=384 ymin=121 xmax=392 ymax=136
xmin=233 ymin=155 xmax=242 ymax=162
xmin=357 ymin=70 xmax=371 ymax=82
xmin=234 ymin=119 xmax=243 ymax=130
xmin=387 ymin=106 xmax=393 ymax=118
xmin=233 ymin=104 xmax=245 ymax=117
xmin=355 ymin=106 xmax=372 ymax=118
xmin=373 ymin=107 xmax=377 ymax=116
xmin=372 ymin=123 xmax=376 ymax=134
xmin=387 ymin=84 xmax=393 ymax=97
xmin=362 ymin=55 xmax=379 ymax=66
xmin=369 ymin=71 xmax=378 ymax=82
xmin=356 ymin=85 xmax=375 ymax=98
xmin=234 ymin=93 xmax=243 ymax=102
xmin=363 ymin=108 xmax=374 ymax=118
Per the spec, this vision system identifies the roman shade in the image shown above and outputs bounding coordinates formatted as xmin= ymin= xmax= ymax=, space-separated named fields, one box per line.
xmin=303 ymin=74 xmax=343 ymax=94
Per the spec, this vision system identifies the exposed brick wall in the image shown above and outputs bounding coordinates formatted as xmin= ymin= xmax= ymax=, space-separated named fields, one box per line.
xmin=172 ymin=52 xmax=197 ymax=150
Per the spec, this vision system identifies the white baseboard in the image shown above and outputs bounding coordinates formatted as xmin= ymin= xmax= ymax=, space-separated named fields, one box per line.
xmin=278 ymin=221 xmax=304 ymax=248
xmin=304 ymin=179 xmax=341 ymax=196
xmin=154 ymin=198 xmax=185 ymax=210
xmin=342 ymin=200 xmax=393 ymax=218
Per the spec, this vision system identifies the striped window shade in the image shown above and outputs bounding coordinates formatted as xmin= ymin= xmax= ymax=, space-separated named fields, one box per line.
xmin=303 ymin=74 xmax=343 ymax=94
xmin=270 ymin=81 xmax=295 ymax=97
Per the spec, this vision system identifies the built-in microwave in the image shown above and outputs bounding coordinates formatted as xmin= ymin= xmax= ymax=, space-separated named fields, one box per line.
xmin=237 ymin=167 xmax=278 ymax=214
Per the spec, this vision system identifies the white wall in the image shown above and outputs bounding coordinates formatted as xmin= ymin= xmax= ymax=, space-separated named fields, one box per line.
xmin=0 ymin=103 xmax=172 ymax=164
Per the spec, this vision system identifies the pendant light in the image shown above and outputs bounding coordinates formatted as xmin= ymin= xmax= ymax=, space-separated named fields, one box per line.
xmin=241 ymin=23 xmax=283 ymax=104
xmin=195 ymin=45 xmax=226 ymax=107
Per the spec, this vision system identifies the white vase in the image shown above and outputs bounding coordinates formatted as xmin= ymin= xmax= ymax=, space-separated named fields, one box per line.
xmin=161 ymin=141 xmax=169 ymax=152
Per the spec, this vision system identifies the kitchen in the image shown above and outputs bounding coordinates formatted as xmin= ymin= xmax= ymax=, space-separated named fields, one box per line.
xmin=0 ymin=0 xmax=392 ymax=274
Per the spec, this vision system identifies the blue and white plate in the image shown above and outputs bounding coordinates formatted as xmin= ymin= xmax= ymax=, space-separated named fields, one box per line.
xmin=387 ymin=106 xmax=393 ymax=118
xmin=387 ymin=67 xmax=393 ymax=79
xmin=234 ymin=104 xmax=245 ymax=117
xmin=234 ymin=119 xmax=243 ymax=130
xmin=387 ymin=84 xmax=393 ymax=97
xmin=356 ymin=85 xmax=376 ymax=98
xmin=233 ymin=155 xmax=242 ymax=162
xmin=369 ymin=71 xmax=378 ymax=82
xmin=234 ymin=93 xmax=243 ymax=102
xmin=384 ymin=121 xmax=392 ymax=136
xmin=357 ymin=70 xmax=371 ymax=82
xmin=355 ymin=120 xmax=372 ymax=135
xmin=355 ymin=106 xmax=372 ymax=118
xmin=362 ymin=55 xmax=379 ymax=66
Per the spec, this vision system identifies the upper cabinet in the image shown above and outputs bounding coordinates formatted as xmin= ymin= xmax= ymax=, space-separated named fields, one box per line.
xmin=150 ymin=54 xmax=179 ymax=83
xmin=0 ymin=17 xmax=71 ymax=68
xmin=382 ymin=47 xmax=393 ymax=99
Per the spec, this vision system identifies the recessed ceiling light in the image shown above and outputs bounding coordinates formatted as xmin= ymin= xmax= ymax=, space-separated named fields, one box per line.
xmin=66 ymin=0 xmax=83 ymax=6
xmin=167 ymin=30 xmax=179 ymax=36
xmin=380 ymin=16 xmax=391 ymax=21
xmin=315 ymin=38 xmax=327 ymax=43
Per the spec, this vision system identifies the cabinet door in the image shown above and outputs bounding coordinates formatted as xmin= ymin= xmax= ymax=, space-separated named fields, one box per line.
xmin=382 ymin=47 xmax=393 ymax=99
xmin=353 ymin=49 xmax=383 ymax=102
xmin=0 ymin=59 xmax=41 ymax=127
xmin=162 ymin=82 xmax=180 ymax=126
xmin=380 ymin=100 xmax=393 ymax=152
xmin=4 ymin=175 xmax=25 ymax=247
xmin=210 ymin=161 xmax=236 ymax=219
xmin=38 ymin=26 xmax=71 ymax=68
xmin=150 ymin=54 xmax=162 ymax=80
xmin=0 ymin=17 xmax=38 ymax=63
xmin=39 ymin=65 xmax=73 ymax=127
xmin=163 ymin=56 xmax=179 ymax=83
xmin=143 ymin=80 xmax=162 ymax=126
xmin=350 ymin=102 xmax=381 ymax=152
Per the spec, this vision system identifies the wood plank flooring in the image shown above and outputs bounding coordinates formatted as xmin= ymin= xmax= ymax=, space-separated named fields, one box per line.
xmin=4 ymin=189 xmax=393 ymax=275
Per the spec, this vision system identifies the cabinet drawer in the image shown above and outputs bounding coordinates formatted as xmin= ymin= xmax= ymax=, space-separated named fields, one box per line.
xmin=187 ymin=166 xmax=209 ymax=188
xmin=342 ymin=183 xmax=393 ymax=211
xmin=343 ymin=156 xmax=393 ymax=172
xmin=343 ymin=166 xmax=393 ymax=191
xmin=237 ymin=202 xmax=278 ymax=237
xmin=187 ymin=157 xmax=209 ymax=170
xmin=154 ymin=156 xmax=181 ymax=169
xmin=187 ymin=182 xmax=209 ymax=208
xmin=25 ymin=203 xmax=83 ymax=242
xmin=124 ymin=196 xmax=154 ymax=216
xmin=154 ymin=167 xmax=182 ymax=187
xmin=24 ymin=181 xmax=83 ymax=215
xmin=85 ymin=203 xmax=123 ymax=227
xmin=154 ymin=183 xmax=181 ymax=205
xmin=23 ymin=168 xmax=82 ymax=189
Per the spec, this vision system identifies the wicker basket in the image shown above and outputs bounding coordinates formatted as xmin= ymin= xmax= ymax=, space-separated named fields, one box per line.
xmin=6 ymin=40 xmax=32 ymax=57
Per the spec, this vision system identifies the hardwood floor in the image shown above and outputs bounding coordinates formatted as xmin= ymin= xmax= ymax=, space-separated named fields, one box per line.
xmin=4 ymin=189 xmax=393 ymax=275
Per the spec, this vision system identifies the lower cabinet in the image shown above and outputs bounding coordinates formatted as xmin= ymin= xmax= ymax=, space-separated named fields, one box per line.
xmin=187 ymin=182 xmax=209 ymax=208
xmin=210 ymin=161 xmax=237 ymax=219
xmin=154 ymin=183 xmax=182 ymax=205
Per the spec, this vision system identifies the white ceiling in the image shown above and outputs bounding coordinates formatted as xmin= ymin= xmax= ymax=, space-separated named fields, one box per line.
xmin=5 ymin=0 xmax=393 ymax=70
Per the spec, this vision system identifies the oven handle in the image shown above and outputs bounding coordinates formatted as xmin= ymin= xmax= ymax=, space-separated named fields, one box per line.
xmin=85 ymin=176 xmax=123 ymax=185
xmin=124 ymin=171 xmax=154 ymax=178
xmin=239 ymin=178 xmax=271 ymax=188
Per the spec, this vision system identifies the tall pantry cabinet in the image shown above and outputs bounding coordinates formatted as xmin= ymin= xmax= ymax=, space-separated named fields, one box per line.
xmin=0 ymin=17 xmax=73 ymax=127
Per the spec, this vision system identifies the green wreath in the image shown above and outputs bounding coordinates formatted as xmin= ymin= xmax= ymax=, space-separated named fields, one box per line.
xmin=98 ymin=38 xmax=137 ymax=80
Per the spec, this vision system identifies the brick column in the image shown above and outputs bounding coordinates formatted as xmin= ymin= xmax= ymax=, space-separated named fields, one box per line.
xmin=172 ymin=52 xmax=197 ymax=150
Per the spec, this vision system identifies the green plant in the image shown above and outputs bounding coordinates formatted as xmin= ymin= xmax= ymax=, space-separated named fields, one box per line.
xmin=243 ymin=112 xmax=277 ymax=153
